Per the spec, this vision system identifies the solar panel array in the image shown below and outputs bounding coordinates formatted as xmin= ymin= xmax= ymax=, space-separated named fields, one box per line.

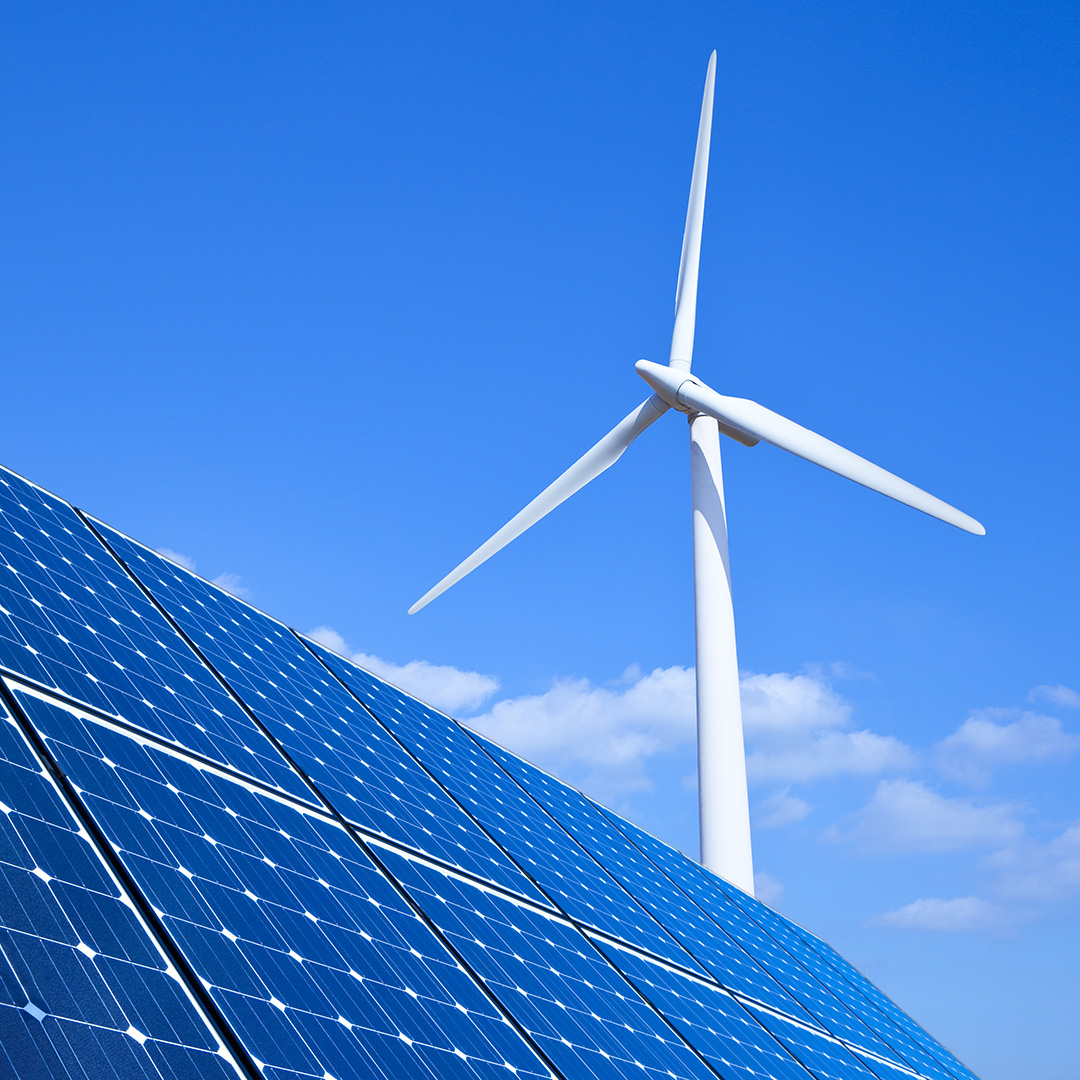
xmin=0 ymin=462 xmax=979 ymax=1080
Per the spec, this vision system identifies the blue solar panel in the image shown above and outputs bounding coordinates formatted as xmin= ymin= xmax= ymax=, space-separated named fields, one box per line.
xmin=488 ymin=739 xmax=818 ymax=1023
xmin=592 ymin=940 xmax=819 ymax=1080
xmin=0 ymin=694 xmax=242 ymax=1080
xmin=0 ymin=462 xmax=981 ymax=1080
xmin=599 ymin=806 xmax=913 ymax=1068
xmin=307 ymin=644 xmax=707 ymax=973
xmin=750 ymin=1010 xmax=885 ymax=1080
xmin=377 ymin=847 xmax=722 ymax=1080
xmin=97 ymin=526 xmax=543 ymax=902
xmin=709 ymin=880 xmax=960 ymax=1080
xmin=16 ymin=688 xmax=554 ymax=1080
xmin=0 ymin=467 xmax=309 ymax=802
xmin=778 ymin=924 xmax=977 ymax=1080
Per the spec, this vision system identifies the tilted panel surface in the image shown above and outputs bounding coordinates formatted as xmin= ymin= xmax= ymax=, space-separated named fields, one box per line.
xmin=779 ymin=925 xmax=976 ymax=1080
xmin=99 ymin=527 xmax=541 ymax=901
xmin=488 ymin=740 xmax=817 ymax=1022
xmin=378 ymin=848 xmax=721 ymax=1080
xmin=0 ymin=698 xmax=240 ymax=1080
xmin=309 ymin=642 xmax=705 ymax=970
xmin=711 ymin=880 xmax=960 ymax=1080
xmin=751 ymin=1012 xmax=891 ymax=1080
xmin=600 ymin=808 xmax=912 ymax=1068
xmin=18 ymin=691 xmax=553 ymax=1080
xmin=0 ymin=468 xmax=308 ymax=801
xmin=592 ymin=940 xmax=815 ymax=1080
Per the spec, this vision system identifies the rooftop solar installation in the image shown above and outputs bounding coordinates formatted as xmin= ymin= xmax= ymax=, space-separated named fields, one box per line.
xmin=0 ymin=461 xmax=980 ymax=1080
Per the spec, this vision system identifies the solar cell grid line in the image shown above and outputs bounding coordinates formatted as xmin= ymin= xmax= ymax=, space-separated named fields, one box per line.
xmin=589 ymin=938 xmax=818 ymax=1080
xmin=375 ymin=846 xmax=727 ymax=1080
xmin=486 ymin=739 xmax=819 ymax=1025
xmin=15 ymin=689 xmax=557 ymax=1080
xmin=707 ymin=882 xmax=959 ymax=1080
xmin=598 ymin=808 xmax=913 ymax=1068
xmin=0 ymin=691 xmax=249 ymax=1080
xmin=780 ymin=928 xmax=978 ymax=1080
xmin=748 ymin=1009 xmax=905 ymax=1080
xmin=93 ymin=523 xmax=544 ymax=905
xmin=0 ymin=466 xmax=310 ymax=803
xmin=305 ymin=641 xmax=710 ymax=976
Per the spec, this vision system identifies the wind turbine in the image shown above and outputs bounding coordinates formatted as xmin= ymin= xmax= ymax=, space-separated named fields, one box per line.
xmin=409 ymin=52 xmax=984 ymax=897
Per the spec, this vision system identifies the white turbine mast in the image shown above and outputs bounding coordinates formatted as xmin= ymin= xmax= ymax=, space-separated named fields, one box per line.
xmin=409 ymin=52 xmax=984 ymax=896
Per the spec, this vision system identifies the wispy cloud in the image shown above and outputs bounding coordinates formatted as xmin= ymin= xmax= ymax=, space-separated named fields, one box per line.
xmin=825 ymin=778 xmax=1025 ymax=853
xmin=212 ymin=572 xmax=252 ymax=599
xmin=754 ymin=872 xmax=785 ymax=905
xmin=155 ymin=548 xmax=196 ymax=571
xmin=155 ymin=548 xmax=252 ymax=598
xmin=867 ymin=896 xmax=1011 ymax=932
xmin=934 ymin=709 xmax=1080 ymax=785
xmin=306 ymin=627 xmax=500 ymax=714
xmin=742 ymin=670 xmax=914 ymax=784
xmin=465 ymin=664 xmax=697 ymax=803
xmin=1028 ymin=684 xmax=1080 ymax=709
xmin=986 ymin=821 xmax=1080 ymax=902
xmin=754 ymin=788 xmax=813 ymax=829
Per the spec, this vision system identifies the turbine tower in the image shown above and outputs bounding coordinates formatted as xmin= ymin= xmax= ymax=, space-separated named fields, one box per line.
xmin=410 ymin=52 xmax=984 ymax=896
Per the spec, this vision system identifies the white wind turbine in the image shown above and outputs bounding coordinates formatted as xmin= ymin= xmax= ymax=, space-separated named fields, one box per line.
xmin=409 ymin=52 xmax=984 ymax=897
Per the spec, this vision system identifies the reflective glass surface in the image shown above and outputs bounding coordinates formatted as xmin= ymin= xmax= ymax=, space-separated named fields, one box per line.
xmin=19 ymin=692 xmax=552 ymax=1080
xmin=99 ymin=527 xmax=540 ymax=900
xmin=309 ymin=644 xmax=702 ymax=968
xmin=490 ymin=742 xmax=815 ymax=1020
xmin=0 ymin=699 xmax=239 ymax=1080
xmin=0 ymin=468 xmax=308 ymax=801
xmin=752 ymin=1011 xmax=882 ymax=1080
xmin=600 ymin=807 xmax=909 ymax=1066
xmin=593 ymin=941 xmax=815 ymax=1080
xmin=379 ymin=848 xmax=720 ymax=1080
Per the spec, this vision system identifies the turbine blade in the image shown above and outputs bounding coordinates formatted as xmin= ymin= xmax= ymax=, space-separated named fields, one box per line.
xmin=409 ymin=395 xmax=670 ymax=614
xmin=679 ymin=379 xmax=985 ymax=535
xmin=670 ymin=51 xmax=717 ymax=371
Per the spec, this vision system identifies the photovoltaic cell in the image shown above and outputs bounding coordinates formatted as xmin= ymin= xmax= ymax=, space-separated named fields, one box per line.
xmin=592 ymin=940 xmax=815 ymax=1080
xmin=489 ymin=740 xmax=816 ymax=1022
xmin=0 ymin=459 xmax=981 ymax=1080
xmin=378 ymin=848 xmax=720 ymax=1080
xmin=751 ymin=1011 xmax=884 ymax=1080
xmin=97 ymin=527 xmax=542 ymax=902
xmin=600 ymin=808 xmax=910 ymax=1067
xmin=0 ymin=468 xmax=309 ymax=802
xmin=709 ymin=881 xmax=958 ymax=1080
xmin=779 ymin=926 xmax=976 ymax=1080
xmin=16 ymin=691 xmax=553 ymax=1080
xmin=0 ymin=698 xmax=240 ymax=1080
xmin=309 ymin=642 xmax=705 ymax=971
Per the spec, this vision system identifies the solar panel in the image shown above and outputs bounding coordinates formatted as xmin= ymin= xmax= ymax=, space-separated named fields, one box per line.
xmin=0 ymin=462 xmax=981 ymax=1080
xmin=95 ymin=525 xmax=546 ymax=903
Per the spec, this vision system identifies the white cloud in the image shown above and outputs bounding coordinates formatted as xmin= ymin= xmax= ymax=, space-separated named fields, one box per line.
xmin=155 ymin=548 xmax=252 ymax=598
xmin=740 ymin=672 xmax=852 ymax=736
xmin=465 ymin=665 xmax=697 ymax=802
xmin=1028 ymin=684 xmax=1080 ymax=708
xmin=867 ymin=896 xmax=1009 ymax=932
xmin=987 ymin=822 xmax=1080 ymax=902
xmin=156 ymin=548 xmax=196 ymax=571
xmin=934 ymin=709 xmax=1080 ymax=784
xmin=825 ymin=778 xmax=1025 ymax=853
xmin=754 ymin=788 xmax=812 ymax=829
xmin=306 ymin=627 xmax=500 ymax=714
xmin=212 ymin=572 xmax=252 ymax=600
xmin=754 ymin=872 xmax=785 ymax=905
xmin=748 ymin=730 xmax=914 ymax=783
xmin=741 ymin=670 xmax=914 ymax=784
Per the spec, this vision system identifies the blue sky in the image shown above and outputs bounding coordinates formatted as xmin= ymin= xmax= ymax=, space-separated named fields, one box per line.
xmin=1 ymin=3 xmax=1078 ymax=1077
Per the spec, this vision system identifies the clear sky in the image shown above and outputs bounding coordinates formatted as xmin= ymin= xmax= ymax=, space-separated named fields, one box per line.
xmin=2 ymin=3 xmax=1078 ymax=1078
